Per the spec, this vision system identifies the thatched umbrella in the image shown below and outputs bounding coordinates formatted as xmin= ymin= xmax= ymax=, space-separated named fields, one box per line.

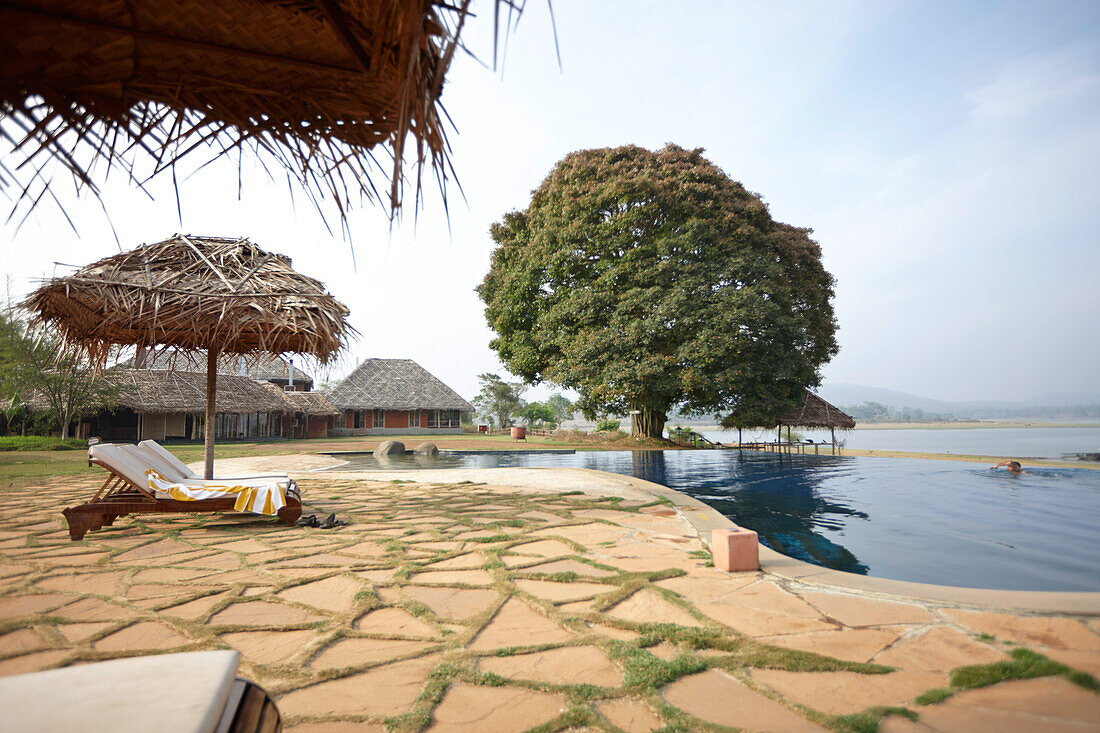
xmin=23 ymin=234 xmax=353 ymax=478
xmin=775 ymin=390 xmax=856 ymax=454
xmin=0 ymin=0 xmax=499 ymax=223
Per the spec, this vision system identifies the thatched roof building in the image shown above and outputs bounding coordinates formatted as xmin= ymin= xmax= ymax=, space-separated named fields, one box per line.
xmin=128 ymin=351 xmax=317 ymax=391
xmin=777 ymin=390 xmax=856 ymax=430
xmin=327 ymin=358 xmax=473 ymax=434
xmin=1 ymin=0 xmax=486 ymax=221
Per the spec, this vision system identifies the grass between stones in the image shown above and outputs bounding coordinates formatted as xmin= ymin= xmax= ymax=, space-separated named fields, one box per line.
xmin=915 ymin=648 xmax=1100 ymax=706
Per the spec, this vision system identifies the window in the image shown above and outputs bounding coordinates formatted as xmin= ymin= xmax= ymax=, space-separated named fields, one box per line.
xmin=408 ymin=410 xmax=420 ymax=428
xmin=373 ymin=408 xmax=385 ymax=427
xmin=427 ymin=409 xmax=460 ymax=428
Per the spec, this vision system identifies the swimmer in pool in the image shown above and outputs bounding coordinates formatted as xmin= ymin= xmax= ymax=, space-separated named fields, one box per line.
xmin=990 ymin=460 xmax=1023 ymax=474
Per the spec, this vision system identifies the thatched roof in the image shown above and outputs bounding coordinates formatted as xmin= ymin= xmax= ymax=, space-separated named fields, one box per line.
xmin=126 ymin=351 xmax=315 ymax=387
xmin=0 ymin=0 xmax=491 ymax=222
xmin=777 ymin=390 xmax=856 ymax=430
xmin=273 ymin=386 xmax=340 ymax=417
xmin=22 ymin=235 xmax=354 ymax=364
xmin=327 ymin=358 xmax=473 ymax=411
xmin=25 ymin=368 xmax=289 ymax=415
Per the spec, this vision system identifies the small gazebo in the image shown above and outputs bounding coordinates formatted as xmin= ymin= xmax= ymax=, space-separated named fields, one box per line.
xmin=773 ymin=390 xmax=856 ymax=455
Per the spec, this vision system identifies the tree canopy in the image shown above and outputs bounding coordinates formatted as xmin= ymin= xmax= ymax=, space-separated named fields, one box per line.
xmin=471 ymin=373 xmax=526 ymax=429
xmin=477 ymin=144 xmax=838 ymax=438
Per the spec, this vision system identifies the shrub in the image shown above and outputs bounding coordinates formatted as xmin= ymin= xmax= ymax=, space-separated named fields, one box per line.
xmin=0 ymin=436 xmax=86 ymax=451
xmin=596 ymin=418 xmax=621 ymax=432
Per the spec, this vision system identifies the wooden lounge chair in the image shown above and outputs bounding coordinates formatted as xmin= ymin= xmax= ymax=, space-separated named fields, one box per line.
xmin=138 ymin=439 xmax=288 ymax=481
xmin=63 ymin=443 xmax=302 ymax=541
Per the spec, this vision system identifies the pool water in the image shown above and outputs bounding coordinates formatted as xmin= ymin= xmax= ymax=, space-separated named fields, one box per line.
xmin=327 ymin=450 xmax=1100 ymax=592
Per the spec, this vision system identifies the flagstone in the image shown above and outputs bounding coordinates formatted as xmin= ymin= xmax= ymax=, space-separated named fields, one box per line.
xmin=129 ymin=586 xmax=203 ymax=609
xmin=210 ymin=600 xmax=325 ymax=626
xmin=410 ymin=569 xmax=495 ymax=585
xmin=416 ymin=541 xmax=464 ymax=551
xmin=243 ymin=586 xmax=275 ymax=597
xmin=521 ymin=559 xmax=617 ymax=578
xmin=514 ymin=579 xmax=617 ymax=602
xmin=873 ymin=626 xmax=1006 ymax=671
xmin=424 ymin=553 xmax=484 ymax=569
xmin=480 ymin=645 xmax=624 ymax=687
xmin=94 ymin=621 xmax=189 ymax=651
xmin=607 ymin=591 xmax=703 ymax=628
xmin=519 ymin=511 xmax=568 ymax=524
xmin=56 ymin=622 xmax=115 ymax=642
xmin=222 ymin=629 xmax=315 ymax=665
xmin=130 ymin=567 xmax=209 ymax=583
xmin=508 ymin=539 xmax=580 ymax=558
xmin=1040 ymin=648 xmax=1100 ymax=676
xmin=278 ymin=575 xmax=363 ymax=613
xmin=943 ymin=609 xmax=1100 ymax=651
xmin=269 ymin=553 xmax=359 ymax=568
xmin=663 ymin=669 xmax=826 ymax=732
xmin=469 ymin=598 xmax=576 ymax=650
xmin=800 ymin=591 xmax=935 ymax=627
xmin=0 ymin=563 xmax=32 ymax=578
xmin=214 ymin=538 xmax=275 ymax=554
xmin=534 ymin=523 xmax=632 ymax=545
xmin=355 ymin=608 xmax=439 ymax=638
xmin=112 ymin=538 xmax=196 ymax=562
xmin=596 ymin=698 xmax=664 ymax=732
xmin=902 ymin=676 xmax=1100 ymax=729
xmin=335 ymin=541 xmax=388 ymax=558
xmin=277 ymin=653 xmax=442 ymax=717
xmin=310 ymin=637 xmax=433 ymax=669
xmin=199 ymin=568 xmax=271 ymax=585
xmin=757 ymin=628 xmax=903 ymax=663
xmin=34 ymin=570 xmax=127 ymax=596
xmin=169 ymin=552 xmax=240 ymax=569
xmin=32 ymin=551 xmax=111 ymax=566
xmin=0 ymin=628 xmax=48 ymax=655
xmin=353 ymin=568 xmax=397 ymax=584
xmin=587 ymin=624 xmax=642 ymax=642
xmin=162 ymin=591 xmax=235 ymax=621
xmin=53 ymin=597 xmax=140 ymax=621
xmin=401 ymin=586 xmax=499 ymax=620
xmin=426 ymin=683 xmax=564 ymax=733
xmin=0 ymin=650 xmax=69 ymax=677
xmin=750 ymin=668 xmax=946 ymax=715
xmin=696 ymin=600 xmax=835 ymax=637
xmin=557 ymin=600 xmax=595 ymax=613
xmin=655 ymin=574 xmax=757 ymax=603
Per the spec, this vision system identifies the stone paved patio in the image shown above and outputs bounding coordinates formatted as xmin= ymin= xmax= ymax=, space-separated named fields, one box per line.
xmin=0 ymin=465 xmax=1097 ymax=732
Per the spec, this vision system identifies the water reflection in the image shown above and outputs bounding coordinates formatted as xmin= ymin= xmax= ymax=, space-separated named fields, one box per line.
xmin=630 ymin=450 xmax=668 ymax=486
xmin=672 ymin=452 xmax=870 ymax=574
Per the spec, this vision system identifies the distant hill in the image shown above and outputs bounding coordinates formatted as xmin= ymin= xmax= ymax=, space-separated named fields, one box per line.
xmin=818 ymin=383 xmax=1100 ymax=420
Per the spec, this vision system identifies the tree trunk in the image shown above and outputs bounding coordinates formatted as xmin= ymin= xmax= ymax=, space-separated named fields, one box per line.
xmin=60 ymin=414 xmax=70 ymax=439
xmin=629 ymin=402 xmax=666 ymax=439
xmin=204 ymin=349 xmax=220 ymax=480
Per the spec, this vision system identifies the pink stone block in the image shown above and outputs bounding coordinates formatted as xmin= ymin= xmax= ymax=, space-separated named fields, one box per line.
xmin=711 ymin=528 xmax=759 ymax=572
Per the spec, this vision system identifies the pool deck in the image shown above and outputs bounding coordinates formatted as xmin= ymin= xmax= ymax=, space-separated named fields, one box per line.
xmin=0 ymin=456 xmax=1097 ymax=731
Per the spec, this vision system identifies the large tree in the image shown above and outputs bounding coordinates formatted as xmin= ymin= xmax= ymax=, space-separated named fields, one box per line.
xmin=477 ymin=144 xmax=838 ymax=438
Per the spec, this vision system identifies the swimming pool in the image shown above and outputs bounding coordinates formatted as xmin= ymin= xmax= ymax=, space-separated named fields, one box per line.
xmin=326 ymin=450 xmax=1100 ymax=592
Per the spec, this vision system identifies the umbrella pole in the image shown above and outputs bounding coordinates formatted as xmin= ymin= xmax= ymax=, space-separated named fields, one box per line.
xmin=204 ymin=349 xmax=220 ymax=480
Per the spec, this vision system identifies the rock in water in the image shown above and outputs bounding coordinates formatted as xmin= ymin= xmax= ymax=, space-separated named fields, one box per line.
xmin=374 ymin=440 xmax=405 ymax=456
xmin=413 ymin=442 xmax=439 ymax=456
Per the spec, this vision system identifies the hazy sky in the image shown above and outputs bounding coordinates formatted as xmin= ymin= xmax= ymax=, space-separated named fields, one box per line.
xmin=3 ymin=1 xmax=1098 ymax=404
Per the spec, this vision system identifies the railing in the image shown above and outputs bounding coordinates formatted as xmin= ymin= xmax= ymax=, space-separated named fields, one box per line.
xmin=736 ymin=440 xmax=840 ymax=456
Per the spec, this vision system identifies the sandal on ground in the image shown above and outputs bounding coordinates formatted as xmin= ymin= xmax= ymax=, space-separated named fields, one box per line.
xmin=319 ymin=513 xmax=346 ymax=529
xmin=296 ymin=514 xmax=319 ymax=527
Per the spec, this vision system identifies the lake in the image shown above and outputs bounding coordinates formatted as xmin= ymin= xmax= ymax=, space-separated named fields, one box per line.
xmin=698 ymin=426 xmax=1100 ymax=459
